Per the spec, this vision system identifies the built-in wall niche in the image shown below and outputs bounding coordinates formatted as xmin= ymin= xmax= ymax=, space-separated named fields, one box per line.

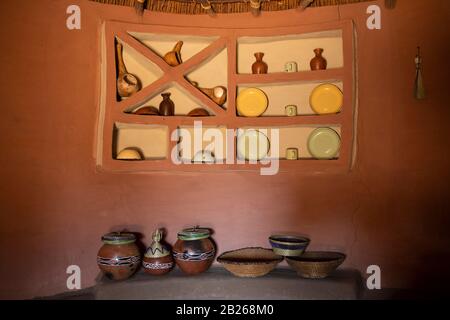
xmin=123 ymin=83 xmax=217 ymax=116
xmin=237 ymin=30 xmax=343 ymax=74
xmin=177 ymin=125 xmax=228 ymax=163
xmin=236 ymin=81 xmax=343 ymax=117
xmin=116 ymin=38 xmax=164 ymax=100
xmin=97 ymin=19 xmax=355 ymax=172
xmin=113 ymin=123 xmax=168 ymax=160
xmin=237 ymin=126 xmax=342 ymax=161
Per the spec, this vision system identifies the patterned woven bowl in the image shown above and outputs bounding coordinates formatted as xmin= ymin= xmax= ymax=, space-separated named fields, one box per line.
xmin=286 ymin=251 xmax=346 ymax=279
xmin=268 ymin=235 xmax=310 ymax=257
xmin=217 ymin=247 xmax=283 ymax=278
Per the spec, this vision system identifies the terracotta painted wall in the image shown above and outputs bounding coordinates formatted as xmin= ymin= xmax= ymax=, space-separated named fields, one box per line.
xmin=1 ymin=0 xmax=449 ymax=299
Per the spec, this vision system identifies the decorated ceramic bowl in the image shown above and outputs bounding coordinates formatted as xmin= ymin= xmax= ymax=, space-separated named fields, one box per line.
xmin=268 ymin=235 xmax=310 ymax=257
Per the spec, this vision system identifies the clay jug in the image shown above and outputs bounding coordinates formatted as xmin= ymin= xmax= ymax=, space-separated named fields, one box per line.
xmin=163 ymin=41 xmax=183 ymax=67
xmin=159 ymin=93 xmax=175 ymax=116
xmin=116 ymin=42 xmax=141 ymax=98
xmin=252 ymin=52 xmax=268 ymax=74
xmin=310 ymin=48 xmax=327 ymax=71
xmin=190 ymin=81 xmax=227 ymax=106
xmin=143 ymin=229 xmax=174 ymax=276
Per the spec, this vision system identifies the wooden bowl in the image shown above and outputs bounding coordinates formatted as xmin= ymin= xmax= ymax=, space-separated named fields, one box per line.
xmin=217 ymin=247 xmax=283 ymax=278
xmin=134 ymin=106 xmax=159 ymax=115
xmin=187 ymin=108 xmax=210 ymax=117
xmin=286 ymin=251 xmax=346 ymax=279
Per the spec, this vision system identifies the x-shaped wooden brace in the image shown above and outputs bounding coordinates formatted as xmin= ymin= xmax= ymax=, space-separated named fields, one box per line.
xmin=114 ymin=30 xmax=228 ymax=117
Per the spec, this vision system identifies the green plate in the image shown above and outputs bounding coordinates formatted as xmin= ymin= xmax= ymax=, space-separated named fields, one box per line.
xmin=307 ymin=128 xmax=341 ymax=159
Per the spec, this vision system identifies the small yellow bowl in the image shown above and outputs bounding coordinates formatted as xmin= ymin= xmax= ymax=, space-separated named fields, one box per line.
xmin=116 ymin=148 xmax=144 ymax=160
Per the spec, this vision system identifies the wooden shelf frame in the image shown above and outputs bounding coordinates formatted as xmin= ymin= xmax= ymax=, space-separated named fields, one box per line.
xmin=98 ymin=20 xmax=356 ymax=173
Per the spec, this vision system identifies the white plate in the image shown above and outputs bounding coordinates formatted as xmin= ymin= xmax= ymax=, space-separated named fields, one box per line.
xmin=237 ymin=130 xmax=270 ymax=161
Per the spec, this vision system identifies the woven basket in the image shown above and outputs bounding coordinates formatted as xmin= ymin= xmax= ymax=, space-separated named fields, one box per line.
xmin=286 ymin=251 xmax=346 ymax=279
xmin=217 ymin=247 xmax=283 ymax=278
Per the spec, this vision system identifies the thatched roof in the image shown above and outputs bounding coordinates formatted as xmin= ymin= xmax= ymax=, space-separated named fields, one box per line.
xmin=89 ymin=0 xmax=377 ymax=15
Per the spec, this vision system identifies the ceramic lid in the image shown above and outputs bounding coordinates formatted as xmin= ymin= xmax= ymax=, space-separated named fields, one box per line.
xmin=145 ymin=229 xmax=170 ymax=258
xmin=101 ymin=232 xmax=136 ymax=245
xmin=178 ymin=227 xmax=211 ymax=241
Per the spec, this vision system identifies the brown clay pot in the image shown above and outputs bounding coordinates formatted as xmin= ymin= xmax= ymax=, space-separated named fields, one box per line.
xmin=173 ymin=227 xmax=215 ymax=275
xmin=252 ymin=52 xmax=268 ymax=74
xmin=163 ymin=41 xmax=183 ymax=67
xmin=142 ymin=229 xmax=174 ymax=276
xmin=187 ymin=108 xmax=210 ymax=117
xmin=310 ymin=48 xmax=327 ymax=71
xmin=134 ymin=106 xmax=160 ymax=115
xmin=159 ymin=93 xmax=175 ymax=116
xmin=97 ymin=232 xmax=141 ymax=281
xmin=116 ymin=42 xmax=141 ymax=98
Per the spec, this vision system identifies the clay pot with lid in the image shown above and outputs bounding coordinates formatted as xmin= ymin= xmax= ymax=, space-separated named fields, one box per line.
xmin=97 ymin=232 xmax=141 ymax=280
xmin=173 ymin=227 xmax=215 ymax=275
xmin=143 ymin=229 xmax=174 ymax=276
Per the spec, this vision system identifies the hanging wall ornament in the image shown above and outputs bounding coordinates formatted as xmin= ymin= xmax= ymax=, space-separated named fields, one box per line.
xmin=134 ymin=0 xmax=146 ymax=15
xmin=200 ymin=0 xmax=216 ymax=17
xmin=250 ymin=0 xmax=262 ymax=16
xmin=414 ymin=46 xmax=426 ymax=100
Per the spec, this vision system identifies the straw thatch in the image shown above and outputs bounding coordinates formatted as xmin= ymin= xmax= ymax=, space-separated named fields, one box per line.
xmin=89 ymin=0 xmax=376 ymax=15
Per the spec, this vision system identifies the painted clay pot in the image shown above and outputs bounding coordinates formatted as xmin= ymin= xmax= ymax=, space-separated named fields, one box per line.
xmin=310 ymin=48 xmax=327 ymax=71
xmin=173 ymin=227 xmax=215 ymax=275
xmin=252 ymin=52 xmax=268 ymax=74
xmin=116 ymin=42 xmax=141 ymax=98
xmin=163 ymin=41 xmax=183 ymax=67
xmin=97 ymin=232 xmax=141 ymax=281
xmin=159 ymin=93 xmax=175 ymax=116
xmin=143 ymin=229 xmax=174 ymax=276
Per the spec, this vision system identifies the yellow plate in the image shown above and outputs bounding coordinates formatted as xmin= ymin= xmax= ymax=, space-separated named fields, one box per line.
xmin=310 ymin=84 xmax=343 ymax=114
xmin=236 ymin=88 xmax=268 ymax=117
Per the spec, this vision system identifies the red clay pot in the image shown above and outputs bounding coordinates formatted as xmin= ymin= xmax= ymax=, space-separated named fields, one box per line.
xmin=97 ymin=232 xmax=141 ymax=281
xmin=173 ymin=227 xmax=215 ymax=275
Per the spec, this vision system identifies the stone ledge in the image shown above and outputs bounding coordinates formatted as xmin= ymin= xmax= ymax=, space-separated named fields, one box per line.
xmin=94 ymin=267 xmax=362 ymax=300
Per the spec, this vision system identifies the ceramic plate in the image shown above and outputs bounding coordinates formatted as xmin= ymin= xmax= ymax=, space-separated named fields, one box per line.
xmin=307 ymin=128 xmax=341 ymax=159
xmin=236 ymin=88 xmax=268 ymax=117
xmin=310 ymin=84 xmax=343 ymax=114
xmin=237 ymin=130 xmax=270 ymax=161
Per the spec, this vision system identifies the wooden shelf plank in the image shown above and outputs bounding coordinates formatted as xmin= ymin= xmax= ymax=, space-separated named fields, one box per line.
xmin=235 ymin=68 xmax=344 ymax=85
xmin=232 ymin=114 xmax=343 ymax=127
